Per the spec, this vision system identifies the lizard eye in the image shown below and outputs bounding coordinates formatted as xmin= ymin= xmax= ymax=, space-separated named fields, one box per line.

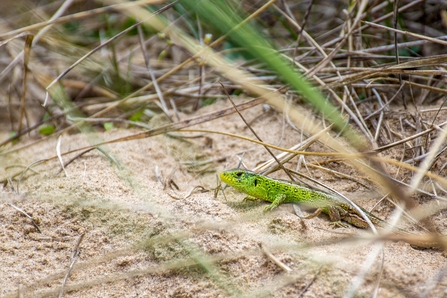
xmin=235 ymin=172 xmax=243 ymax=177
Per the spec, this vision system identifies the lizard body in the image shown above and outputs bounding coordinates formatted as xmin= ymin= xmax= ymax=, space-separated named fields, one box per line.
xmin=220 ymin=169 xmax=389 ymax=229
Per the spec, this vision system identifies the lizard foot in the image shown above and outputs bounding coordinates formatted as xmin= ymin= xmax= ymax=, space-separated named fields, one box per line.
xmin=243 ymin=196 xmax=260 ymax=202
xmin=264 ymin=205 xmax=278 ymax=212
xmin=330 ymin=221 xmax=350 ymax=228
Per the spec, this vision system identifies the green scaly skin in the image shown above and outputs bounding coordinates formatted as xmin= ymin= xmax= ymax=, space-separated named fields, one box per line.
xmin=220 ymin=169 xmax=387 ymax=229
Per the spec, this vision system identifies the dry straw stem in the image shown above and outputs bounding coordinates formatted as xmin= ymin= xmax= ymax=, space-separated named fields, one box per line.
xmin=327 ymin=54 xmax=447 ymax=88
xmin=364 ymin=20 xmax=447 ymax=47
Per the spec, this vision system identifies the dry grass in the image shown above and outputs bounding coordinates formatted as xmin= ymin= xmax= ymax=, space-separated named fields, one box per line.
xmin=1 ymin=0 xmax=447 ymax=297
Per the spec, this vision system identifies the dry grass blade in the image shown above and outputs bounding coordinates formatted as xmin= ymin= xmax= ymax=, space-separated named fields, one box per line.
xmin=345 ymin=243 xmax=384 ymax=298
xmin=17 ymin=35 xmax=33 ymax=134
xmin=364 ymin=21 xmax=447 ymax=47
xmin=56 ymin=135 xmax=68 ymax=177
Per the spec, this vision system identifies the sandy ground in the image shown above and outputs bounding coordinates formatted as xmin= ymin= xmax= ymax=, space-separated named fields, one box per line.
xmin=1 ymin=99 xmax=447 ymax=297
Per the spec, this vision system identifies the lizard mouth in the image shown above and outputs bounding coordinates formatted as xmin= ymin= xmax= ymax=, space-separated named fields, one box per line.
xmin=220 ymin=172 xmax=244 ymax=186
xmin=219 ymin=172 xmax=232 ymax=184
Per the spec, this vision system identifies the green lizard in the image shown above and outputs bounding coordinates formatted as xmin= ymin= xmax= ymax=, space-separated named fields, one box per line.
xmin=220 ymin=169 xmax=387 ymax=229
xmin=220 ymin=169 xmax=447 ymax=249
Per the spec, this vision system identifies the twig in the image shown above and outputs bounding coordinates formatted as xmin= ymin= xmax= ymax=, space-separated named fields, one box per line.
xmin=259 ymin=243 xmax=292 ymax=273
xmin=56 ymin=148 xmax=96 ymax=175
xmin=8 ymin=203 xmax=41 ymax=233
xmin=58 ymin=233 xmax=85 ymax=298
xmin=298 ymin=266 xmax=322 ymax=298
xmin=56 ymin=135 xmax=69 ymax=177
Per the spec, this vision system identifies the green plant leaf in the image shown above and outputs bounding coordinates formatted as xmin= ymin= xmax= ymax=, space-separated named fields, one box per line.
xmin=38 ymin=125 xmax=55 ymax=136
xmin=104 ymin=122 xmax=114 ymax=131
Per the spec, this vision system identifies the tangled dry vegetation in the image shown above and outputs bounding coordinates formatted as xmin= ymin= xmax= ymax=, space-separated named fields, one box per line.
xmin=2 ymin=0 xmax=447 ymax=297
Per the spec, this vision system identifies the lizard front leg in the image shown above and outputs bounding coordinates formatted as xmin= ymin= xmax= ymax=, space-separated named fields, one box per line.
xmin=264 ymin=193 xmax=287 ymax=212
xmin=243 ymin=196 xmax=261 ymax=202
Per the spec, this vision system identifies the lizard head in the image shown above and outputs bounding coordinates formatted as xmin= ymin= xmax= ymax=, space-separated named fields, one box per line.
xmin=220 ymin=169 xmax=264 ymax=196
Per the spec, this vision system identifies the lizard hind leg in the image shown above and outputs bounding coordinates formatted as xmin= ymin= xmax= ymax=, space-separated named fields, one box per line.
xmin=341 ymin=214 xmax=369 ymax=229
xmin=294 ymin=206 xmax=348 ymax=227
xmin=295 ymin=207 xmax=331 ymax=223
xmin=327 ymin=206 xmax=350 ymax=228
xmin=328 ymin=206 xmax=368 ymax=229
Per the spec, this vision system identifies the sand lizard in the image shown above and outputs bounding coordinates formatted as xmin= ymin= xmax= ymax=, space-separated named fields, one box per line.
xmin=220 ymin=169 xmax=447 ymax=249
xmin=220 ymin=169 xmax=387 ymax=229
